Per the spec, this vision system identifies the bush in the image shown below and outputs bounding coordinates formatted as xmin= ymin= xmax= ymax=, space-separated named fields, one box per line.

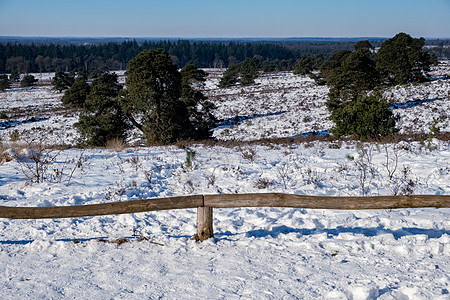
xmin=330 ymin=92 xmax=399 ymax=139
xmin=75 ymin=73 xmax=130 ymax=146
xmin=61 ymin=79 xmax=90 ymax=108
xmin=52 ymin=71 xmax=75 ymax=92
xmin=0 ymin=75 xmax=10 ymax=91
xmin=20 ymin=74 xmax=38 ymax=87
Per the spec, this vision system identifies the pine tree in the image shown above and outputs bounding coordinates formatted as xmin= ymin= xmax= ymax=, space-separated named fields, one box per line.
xmin=52 ymin=71 xmax=75 ymax=92
xmin=124 ymin=49 xmax=194 ymax=144
xmin=20 ymin=74 xmax=38 ymax=87
xmin=294 ymin=54 xmax=313 ymax=75
xmin=239 ymin=58 xmax=259 ymax=85
xmin=75 ymin=73 xmax=129 ymax=146
xmin=0 ymin=75 xmax=10 ymax=91
xmin=376 ymin=33 xmax=436 ymax=85
xmin=180 ymin=63 xmax=216 ymax=139
xmin=61 ymin=79 xmax=90 ymax=108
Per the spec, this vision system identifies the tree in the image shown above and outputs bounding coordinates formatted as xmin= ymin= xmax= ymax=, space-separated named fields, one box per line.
xmin=218 ymin=58 xmax=259 ymax=88
xmin=9 ymin=70 xmax=20 ymax=82
xmin=124 ymin=49 xmax=195 ymax=144
xmin=330 ymin=92 xmax=399 ymax=139
xmin=325 ymin=41 xmax=397 ymax=139
xmin=294 ymin=54 xmax=313 ymax=75
xmin=75 ymin=73 xmax=129 ymax=146
xmin=327 ymin=44 xmax=380 ymax=109
xmin=319 ymin=50 xmax=352 ymax=83
xmin=180 ymin=63 xmax=217 ymax=139
xmin=0 ymin=75 xmax=10 ymax=91
xmin=218 ymin=63 xmax=239 ymax=88
xmin=61 ymin=79 xmax=90 ymax=108
xmin=239 ymin=58 xmax=259 ymax=85
xmin=52 ymin=71 xmax=75 ymax=92
xmin=20 ymin=74 xmax=37 ymax=87
xmin=376 ymin=32 xmax=436 ymax=85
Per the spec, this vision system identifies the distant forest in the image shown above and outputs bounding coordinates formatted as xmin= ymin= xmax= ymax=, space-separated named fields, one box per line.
xmin=1 ymin=38 xmax=449 ymax=74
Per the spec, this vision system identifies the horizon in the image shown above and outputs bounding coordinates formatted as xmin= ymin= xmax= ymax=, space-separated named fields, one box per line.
xmin=0 ymin=0 xmax=449 ymax=39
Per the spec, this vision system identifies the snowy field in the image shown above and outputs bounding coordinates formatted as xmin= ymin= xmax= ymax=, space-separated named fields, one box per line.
xmin=0 ymin=63 xmax=450 ymax=299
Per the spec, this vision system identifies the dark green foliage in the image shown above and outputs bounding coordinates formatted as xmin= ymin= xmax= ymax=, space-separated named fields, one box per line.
xmin=74 ymin=49 xmax=214 ymax=146
xmin=218 ymin=64 xmax=239 ymax=88
xmin=312 ymin=54 xmax=324 ymax=70
xmin=61 ymin=79 xmax=90 ymax=108
xmin=294 ymin=54 xmax=313 ymax=75
xmin=327 ymin=46 xmax=379 ymax=104
xmin=1 ymin=38 xmax=448 ymax=74
xmin=324 ymin=40 xmax=398 ymax=139
xmin=0 ymin=74 xmax=10 ymax=91
xmin=88 ymin=67 xmax=109 ymax=79
xmin=376 ymin=33 xmax=435 ymax=85
xmin=9 ymin=70 xmax=20 ymax=82
xmin=180 ymin=63 xmax=217 ymax=139
xmin=319 ymin=50 xmax=352 ymax=83
xmin=75 ymin=73 xmax=129 ymax=146
xmin=354 ymin=40 xmax=374 ymax=52
xmin=20 ymin=74 xmax=37 ymax=87
xmin=330 ymin=93 xmax=399 ymax=139
xmin=125 ymin=49 xmax=195 ymax=144
xmin=219 ymin=58 xmax=260 ymax=87
xmin=239 ymin=58 xmax=259 ymax=86
xmin=52 ymin=71 xmax=75 ymax=92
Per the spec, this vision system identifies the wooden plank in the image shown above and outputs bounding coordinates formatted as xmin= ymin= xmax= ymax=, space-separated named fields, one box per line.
xmin=0 ymin=195 xmax=204 ymax=219
xmin=204 ymin=193 xmax=450 ymax=210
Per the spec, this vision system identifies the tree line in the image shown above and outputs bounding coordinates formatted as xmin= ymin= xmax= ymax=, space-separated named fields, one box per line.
xmin=4 ymin=38 xmax=447 ymax=75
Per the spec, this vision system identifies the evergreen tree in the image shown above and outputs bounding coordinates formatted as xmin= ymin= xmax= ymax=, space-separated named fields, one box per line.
xmin=294 ymin=54 xmax=313 ymax=75
xmin=325 ymin=41 xmax=397 ymax=139
xmin=330 ymin=92 xmax=399 ymax=139
xmin=219 ymin=58 xmax=259 ymax=87
xmin=75 ymin=73 xmax=129 ymax=146
xmin=218 ymin=63 xmax=239 ymax=88
xmin=61 ymin=79 xmax=90 ymax=108
xmin=376 ymin=32 xmax=436 ymax=85
xmin=239 ymin=58 xmax=259 ymax=85
xmin=319 ymin=50 xmax=352 ymax=83
xmin=20 ymin=74 xmax=37 ymax=87
xmin=124 ymin=49 xmax=194 ymax=144
xmin=327 ymin=44 xmax=380 ymax=109
xmin=0 ymin=75 xmax=10 ymax=91
xmin=52 ymin=71 xmax=75 ymax=92
xmin=180 ymin=63 xmax=217 ymax=139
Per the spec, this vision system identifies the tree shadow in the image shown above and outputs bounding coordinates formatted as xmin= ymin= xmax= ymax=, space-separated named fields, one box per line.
xmin=389 ymin=98 xmax=439 ymax=110
xmin=0 ymin=117 xmax=49 ymax=130
xmin=216 ymin=111 xmax=288 ymax=128
xmin=219 ymin=225 xmax=450 ymax=240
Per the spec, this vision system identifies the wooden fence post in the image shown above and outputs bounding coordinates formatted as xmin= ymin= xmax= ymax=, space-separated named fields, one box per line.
xmin=195 ymin=206 xmax=214 ymax=242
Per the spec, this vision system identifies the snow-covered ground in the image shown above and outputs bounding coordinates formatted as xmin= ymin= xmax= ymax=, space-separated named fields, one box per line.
xmin=0 ymin=64 xmax=449 ymax=299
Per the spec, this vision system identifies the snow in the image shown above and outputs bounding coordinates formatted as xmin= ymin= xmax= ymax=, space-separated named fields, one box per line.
xmin=0 ymin=63 xmax=450 ymax=299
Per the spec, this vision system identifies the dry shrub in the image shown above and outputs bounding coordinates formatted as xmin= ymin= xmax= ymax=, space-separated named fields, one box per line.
xmin=106 ymin=138 xmax=127 ymax=152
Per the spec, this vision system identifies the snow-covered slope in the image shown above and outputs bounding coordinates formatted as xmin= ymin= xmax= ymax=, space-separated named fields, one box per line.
xmin=0 ymin=64 xmax=449 ymax=299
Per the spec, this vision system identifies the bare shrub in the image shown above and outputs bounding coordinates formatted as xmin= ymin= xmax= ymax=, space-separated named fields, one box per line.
xmin=106 ymin=138 xmax=127 ymax=152
xmin=240 ymin=147 xmax=257 ymax=162
xmin=352 ymin=143 xmax=376 ymax=196
xmin=302 ymin=168 xmax=324 ymax=188
xmin=254 ymin=177 xmax=274 ymax=189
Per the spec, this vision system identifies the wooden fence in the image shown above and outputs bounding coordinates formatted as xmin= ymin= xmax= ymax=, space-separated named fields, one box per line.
xmin=1 ymin=193 xmax=449 ymax=241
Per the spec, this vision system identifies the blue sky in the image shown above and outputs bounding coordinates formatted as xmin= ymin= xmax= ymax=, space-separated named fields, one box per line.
xmin=0 ymin=0 xmax=449 ymax=38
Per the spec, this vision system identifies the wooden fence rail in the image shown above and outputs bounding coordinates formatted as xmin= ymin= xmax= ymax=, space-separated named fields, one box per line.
xmin=1 ymin=193 xmax=450 ymax=241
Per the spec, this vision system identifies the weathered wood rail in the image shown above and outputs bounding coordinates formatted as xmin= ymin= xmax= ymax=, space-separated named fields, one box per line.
xmin=1 ymin=193 xmax=449 ymax=241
